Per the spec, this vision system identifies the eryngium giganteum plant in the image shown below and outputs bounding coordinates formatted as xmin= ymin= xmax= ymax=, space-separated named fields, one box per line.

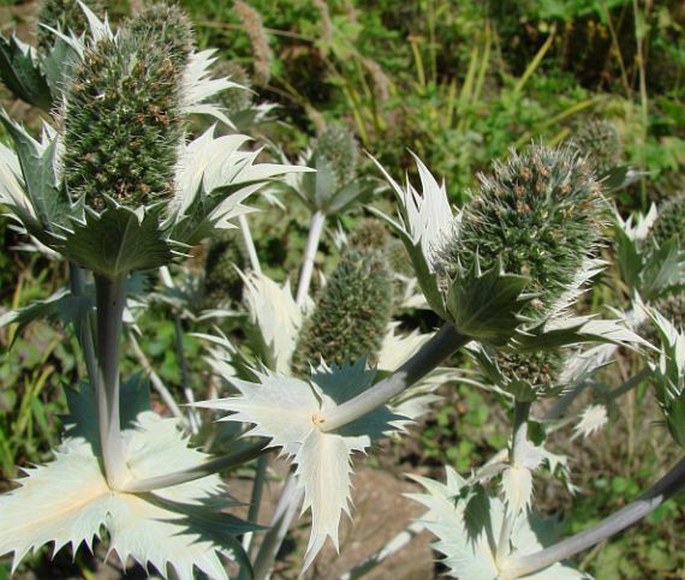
xmin=378 ymin=145 xmax=607 ymax=347
xmin=0 ymin=4 xmax=300 ymax=577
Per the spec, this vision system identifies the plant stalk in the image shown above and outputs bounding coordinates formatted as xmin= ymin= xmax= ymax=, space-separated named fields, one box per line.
xmin=120 ymin=438 xmax=268 ymax=493
xmin=502 ymin=455 xmax=685 ymax=578
xmin=94 ymin=274 xmax=129 ymax=489
xmin=296 ymin=210 xmax=326 ymax=307
xmin=315 ymin=323 xmax=468 ymax=431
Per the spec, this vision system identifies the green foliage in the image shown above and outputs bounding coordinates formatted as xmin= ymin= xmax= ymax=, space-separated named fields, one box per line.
xmin=61 ymin=30 xmax=182 ymax=210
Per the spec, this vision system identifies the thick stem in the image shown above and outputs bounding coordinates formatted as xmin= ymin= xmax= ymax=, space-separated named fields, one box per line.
xmin=94 ymin=274 xmax=129 ymax=489
xmin=238 ymin=455 xmax=270 ymax=579
xmin=315 ymin=323 xmax=468 ymax=432
xmin=497 ymin=400 xmax=532 ymax=566
xmin=295 ymin=210 xmax=326 ymax=307
xmin=502 ymin=455 xmax=685 ymax=578
xmin=120 ymin=438 xmax=268 ymax=493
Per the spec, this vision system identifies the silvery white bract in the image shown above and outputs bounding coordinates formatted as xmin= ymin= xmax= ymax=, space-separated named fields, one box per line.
xmin=196 ymin=360 xmax=402 ymax=569
xmin=0 ymin=385 xmax=255 ymax=579
xmin=407 ymin=467 xmax=591 ymax=580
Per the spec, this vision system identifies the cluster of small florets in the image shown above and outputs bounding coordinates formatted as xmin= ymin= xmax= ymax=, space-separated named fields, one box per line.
xmin=312 ymin=125 xmax=359 ymax=187
xmin=61 ymin=31 xmax=184 ymax=210
xmin=649 ymin=192 xmax=685 ymax=247
xmin=570 ymin=120 xmax=623 ymax=176
xmin=202 ymin=232 xmax=245 ymax=308
xmin=213 ymin=61 xmax=254 ymax=114
xmin=495 ymin=348 xmax=565 ymax=400
xmin=292 ymin=222 xmax=394 ymax=375
xmin=438 ymin=145 xmax=605 ymax=318
xmin=125 ymin=2 xmax=195 ymax=67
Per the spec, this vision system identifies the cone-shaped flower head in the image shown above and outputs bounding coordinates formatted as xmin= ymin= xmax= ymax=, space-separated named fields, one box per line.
xmin=650 ymin=192 xmax=685 ymax=247
xmin=438 ymin=144 xmax=606 ymax=321
xmin=203 ymin=231 xmax=245 ymax=308
xmin=290 ymin=125 xmax=369 ymax=216
xmin=37 ymin=0 xmax=105 ymax=52
xmin=61 ymin=29 xmax=183 ymax=211
xmin=212 ymin=61 xmax=254 ymax=114
xmin=313 ymin=125 xmax=359 ymax=187
xmin=292 ymin=228 xmax=394 ymax=375
xmin=570 ymin=120 xmax=623 ymax=177
xmin=125 ymin=2 xmax=195 ymax=68
xmin=378 ymin=145 xmax=606 ymax=346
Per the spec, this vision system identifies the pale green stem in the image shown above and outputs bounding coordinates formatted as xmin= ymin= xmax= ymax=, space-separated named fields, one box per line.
xmin=316 ymin=323 xmax=468 ymax=432
xmin=496 ymin=400 xmax=532 ymax=567
xmin=120 ymin=438 xmax=268 ymax=493
xmin=238 ymin=213 xmax=262 ymax=275
xmin=68 ymin=262 xmax=97 ymax=386
xmin=502 ymin=455 xmax=685 ymax=578
xmin=296 ymin=210 xmax=326 ymax=307
xmin=251 ymin=474 xmax=303 ymax=580
xmin=94 ymin=274 xmax=129 ymax=489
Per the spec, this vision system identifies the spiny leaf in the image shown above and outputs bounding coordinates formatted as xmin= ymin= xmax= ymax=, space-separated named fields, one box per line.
xmin=0 ymin=34 xmax=52 ymax=109
xmin=64 ymin=205 xmax=172 ymax=278
xmin=407 ymin=467 xmax=590 ymax=579
xmin=0 ymin=407 xmax=251 ymax=579
xmin=196 ymin=361 xmax=401 ymax=568
xmin=447 ymin=262 xmax=529 ymax=346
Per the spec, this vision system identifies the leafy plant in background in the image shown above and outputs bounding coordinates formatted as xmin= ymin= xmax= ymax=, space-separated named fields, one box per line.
xmin=0 ymin=2 xmax=684 ymax=580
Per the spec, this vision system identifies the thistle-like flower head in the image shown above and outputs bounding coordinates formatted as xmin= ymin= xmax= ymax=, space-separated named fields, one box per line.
xmin=650 ymin=192 xmax=685 ymax=248
xmin=62 ymin=30 xmax=183 ymax=211
xmin=570 ymin=119 xmax=623 ymax=176
xmin=378 ymin=145 xmax=610 ymax=347
xmin=37 ymin=0 xmax=105 ymax=52
xmin=439 ymin=144 xmax=606 ymax=320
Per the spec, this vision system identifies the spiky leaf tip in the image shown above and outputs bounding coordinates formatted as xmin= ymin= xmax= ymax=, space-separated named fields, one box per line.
xmin=61 ymin=29 xmax=183 ymax=211
xmin=438 ymin=144 xmax=605 ymax=321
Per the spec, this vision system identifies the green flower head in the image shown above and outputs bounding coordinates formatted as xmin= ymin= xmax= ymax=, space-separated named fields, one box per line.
xmin=439 ymin=144 xmax=606 ymax=320
xmin=125 ymin=2 xmax=195 ymax=67
xmin=292 ymin=242 xmax=394 ymax=375
xmin=37 ymin=0 xmax=105 ymax=52
xmin=313 ymin=125 xmax=359 ymax=186
xmin=61 ymin=29 xmax=183 ymax=211
xmin=650 ymin=192 xmax=685 ymax=248
xmin=570 ymin=120 xmax=623 ymax=176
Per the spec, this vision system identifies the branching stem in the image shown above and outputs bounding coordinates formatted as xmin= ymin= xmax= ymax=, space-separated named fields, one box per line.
xmin=502 ymin=455 xmax=685 ymax=578
xmin=316 ymin=323 xmax=468 ymax=431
